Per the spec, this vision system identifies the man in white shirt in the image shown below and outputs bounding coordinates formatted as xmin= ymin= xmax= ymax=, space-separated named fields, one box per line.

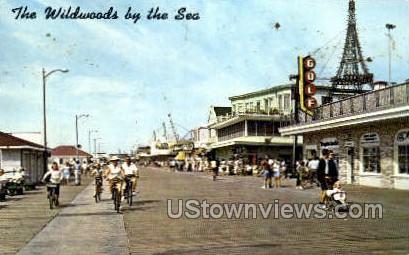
xmin=105 ymin=156 xmax=125 ymax=199
xmin=122 ymin=156 xmax=139 ymax=195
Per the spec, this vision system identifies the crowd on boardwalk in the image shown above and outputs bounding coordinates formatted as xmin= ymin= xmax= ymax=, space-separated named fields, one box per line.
xmin=150 ymin=148 xmax=343 ymax=208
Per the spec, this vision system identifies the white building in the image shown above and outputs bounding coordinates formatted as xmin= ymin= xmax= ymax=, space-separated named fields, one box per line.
xmin=0 ymin=131 xmax=48 ymax=183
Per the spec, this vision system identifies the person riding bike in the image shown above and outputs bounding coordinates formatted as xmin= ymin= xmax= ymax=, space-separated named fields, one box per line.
xmin=91 ymin=162 xmax=104 ymax=197
xmin=42 ymin=162 xmax=63 ymax=203
xmin=122 ymin=156 xmax=139 ymax=196
xmin=104 ymin=156 xmax=125 ymax=201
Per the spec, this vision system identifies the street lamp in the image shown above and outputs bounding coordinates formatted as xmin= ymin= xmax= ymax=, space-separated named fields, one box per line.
xmin=385 ymin=23 xmax=396 ymax=85
xmin=75 ymin=114 xmax=89 ymax=161
xmin=42 ymin=68 xmax=69 ymax=174
xmin=88 ymin=129 xmax=98 ymax=154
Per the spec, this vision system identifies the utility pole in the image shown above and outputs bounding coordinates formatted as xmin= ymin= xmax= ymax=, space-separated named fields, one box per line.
xmin=386 ymin=23 xmax=396 ymax=85
xmin=75 ymin=114 xmax=89 ymax=161
xmin=88 ymin=129 xmax=98 ymax=153
xmin=93 ymin=137 xmax=101 ymax=158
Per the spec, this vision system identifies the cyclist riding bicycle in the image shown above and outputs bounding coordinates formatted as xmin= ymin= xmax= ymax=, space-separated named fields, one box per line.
xmin=42 ymin=162 xmax=63 ymax=201
xmin=91 ymin=162 xmax=104 ymax=197
xmin=104 ymin=156 xmax=125 ymax=201
xmin=122 ymin=156 xmax=139 ymax=196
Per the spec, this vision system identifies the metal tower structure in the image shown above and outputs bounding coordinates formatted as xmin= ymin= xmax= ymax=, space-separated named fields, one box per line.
xmin=167 ymin=113 xmax=180 ymax=142
xmin=330 ymin=0 xmax=373 ymax=98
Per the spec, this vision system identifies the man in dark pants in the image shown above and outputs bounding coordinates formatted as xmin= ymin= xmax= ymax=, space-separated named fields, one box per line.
xmin=317 ymin=149 xmax=338 ymax=208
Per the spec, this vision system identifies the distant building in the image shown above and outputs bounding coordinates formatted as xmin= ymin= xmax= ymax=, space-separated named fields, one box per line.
xmin=280 ymin=82 xmax=409 ymax=190
xmin=208 ymin=84 xmax=336 ymax=162
xmin=0 ymin=131 xmax=48 ymax=183
xmin=51 ymin=145 xmax=92 ymax=164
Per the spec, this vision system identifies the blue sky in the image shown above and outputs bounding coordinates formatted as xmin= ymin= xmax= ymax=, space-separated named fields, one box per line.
xmin=1 ymin=0 xmax=408 ymax=153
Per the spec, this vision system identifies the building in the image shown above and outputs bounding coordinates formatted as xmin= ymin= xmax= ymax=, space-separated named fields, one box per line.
xmin=208 ymin=84 xmax=337 ymax=162
xmin=279 ymin=82 xmax=409 ymax=190
xmin=0 ymin=131 xmax=48 ymax=183
xmin=51 ymin=145 xmax=92 ymax=164
xmin=207 ymin=106 xmax=232 ymax=144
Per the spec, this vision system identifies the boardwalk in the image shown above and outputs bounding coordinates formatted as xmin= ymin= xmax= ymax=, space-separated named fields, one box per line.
xmin=4 ymin=167 xmax=409 ymax=254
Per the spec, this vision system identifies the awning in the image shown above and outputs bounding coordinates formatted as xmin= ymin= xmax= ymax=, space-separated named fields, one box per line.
xmin=175 ymin=151 xmax=186 ymax=161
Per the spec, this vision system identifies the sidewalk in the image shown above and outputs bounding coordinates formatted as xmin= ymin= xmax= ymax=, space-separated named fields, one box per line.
xmin=17 ymin=180 xmax=129 ymax=255
xmin=0 ymin=179 xmax=91 ymax=255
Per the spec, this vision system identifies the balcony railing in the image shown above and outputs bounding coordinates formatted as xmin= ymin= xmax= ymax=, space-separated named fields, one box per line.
xmin=295 ymin=82 xmax=409 ymax=125
xmin=216 ymin=109 xmax=290 ymax=123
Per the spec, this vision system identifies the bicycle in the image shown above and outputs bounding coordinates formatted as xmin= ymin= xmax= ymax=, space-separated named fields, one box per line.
xmin=110 ymin=178 xmax=122 ymax=213
xmin=124 ymin=175 xmax=135 ymax=206
xmin=94 ymin=176 xmax=103 ymax=203
xmin=47 ymin=183 xmax=59 ymax=209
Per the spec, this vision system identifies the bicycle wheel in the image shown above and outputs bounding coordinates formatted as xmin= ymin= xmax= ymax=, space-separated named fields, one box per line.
xmin=95 ymin=189 xmax=99 ymax=203
xmin=128 ymin=185 xmax=132 ymax=206
xmin=49 ymin=190 xmax=53 ymax=209
xmin=54 ymin=193 xmax=59 ymax=207
xmin=112 ymin=189 xmax=117 ymax=211
xmin=116 ymin=190 xmax=121 ymax=213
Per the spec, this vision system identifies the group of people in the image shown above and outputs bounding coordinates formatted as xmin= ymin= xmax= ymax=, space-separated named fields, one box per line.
xmin=295 ymin=149 xmax=340 ymax=207
xmin=259 ymin=156 xmax=287 ymax=189
xmin=169 ymin=156 xmax=289 ymax=178
xmin=41 ymin=156 xmax=140 ymax=207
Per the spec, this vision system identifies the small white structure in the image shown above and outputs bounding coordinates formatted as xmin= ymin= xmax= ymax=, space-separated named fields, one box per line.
xmin=0 ymin=131 xmax=48 ymax=183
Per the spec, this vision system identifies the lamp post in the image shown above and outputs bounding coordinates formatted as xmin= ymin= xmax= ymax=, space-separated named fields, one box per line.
xmin=386 ymin=23 xmax=396 ymax=85
xmin=88 ymin=129 xmax=98 ymax=154
xmin=75 ymin=114 xmax=89 ymax=162
xmin=42 ymin=68 xmax=69 ymax=175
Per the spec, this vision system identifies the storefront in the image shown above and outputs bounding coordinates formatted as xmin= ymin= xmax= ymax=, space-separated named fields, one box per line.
xmin=285 ymin=118 xmax=409 ymax=189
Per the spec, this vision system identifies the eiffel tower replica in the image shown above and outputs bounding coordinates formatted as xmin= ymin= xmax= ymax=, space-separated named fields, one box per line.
xmin=330 ymin=0 xmax=373 ymax=100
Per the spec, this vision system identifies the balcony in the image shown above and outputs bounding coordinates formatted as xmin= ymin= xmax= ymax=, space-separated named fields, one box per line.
xmin=280 ymin=82 xmax=409 ymax=136
xmin=300 ymin=82 xmax=409 ymax=124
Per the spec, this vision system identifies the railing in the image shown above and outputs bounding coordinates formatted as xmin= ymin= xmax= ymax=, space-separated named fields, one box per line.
xmin=216 ymin=110 xmax=291 ymax=124
xmin=294 ymin=82 xmax=409 ymax=125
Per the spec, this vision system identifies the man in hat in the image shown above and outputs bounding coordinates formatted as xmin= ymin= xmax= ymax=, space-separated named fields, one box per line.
xmin=105 ymin=156 xmax=125 ymax=201
xmin=122 ymin=156 xmax=139 ymax=195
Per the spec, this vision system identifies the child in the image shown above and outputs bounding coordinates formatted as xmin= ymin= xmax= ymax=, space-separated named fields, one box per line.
xmin=326 ymin=181 xmax=346 ymax=204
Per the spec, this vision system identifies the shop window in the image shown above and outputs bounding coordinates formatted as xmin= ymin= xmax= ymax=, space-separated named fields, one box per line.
xmin=361 ymin=133 xmax=381 ymax=173
xmin=396 ymin=129 xmax=409 ymax=175
xmin=362 ymin=147 xmax=381 ymax=173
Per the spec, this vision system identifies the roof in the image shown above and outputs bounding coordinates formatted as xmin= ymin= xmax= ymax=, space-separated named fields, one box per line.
xmin=51 ymin=145 xmax=92 ymax=157
xmin=0 ymin=131 xmax=46 ymax=150
xmin=228 ymin=83 xmax=334 ymax=100
xmin=213 ymin=106 xmax=232 ymax=117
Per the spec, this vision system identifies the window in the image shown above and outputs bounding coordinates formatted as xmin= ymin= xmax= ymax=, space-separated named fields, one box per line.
xmin=283 ymin=94 xmax=290 ymax=110
xmin=361 ymin=133 xmax=381 ymax=173
xmin=362 ymin=147 xmax=381 ymax=173
xmin=396 ymin=129 xmax=409 ymax=174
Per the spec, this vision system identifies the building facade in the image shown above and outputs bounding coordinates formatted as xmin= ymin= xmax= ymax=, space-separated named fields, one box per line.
xmin=51 ymin=145 xmax=92 ymax=164
xmin=0 ymin=132 xmax=47 ymax=183
xmin=280 ymin=82 xmax=409 ymax=190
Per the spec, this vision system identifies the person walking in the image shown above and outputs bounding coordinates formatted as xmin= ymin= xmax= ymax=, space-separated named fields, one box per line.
xmin=62 ymin=162 xmax=71 ymax=185
xmin=307 ymin=150 xmax=320 ymax=187
xmin=74 ymin=160 xmax=81 ymax=186
xmin=272 ymin=159 xmax=281 ymax=189
xmin=212 ymin=158 xmax=220 ymax=181
xmin=317 ymin=149 xmax=338 ymax=208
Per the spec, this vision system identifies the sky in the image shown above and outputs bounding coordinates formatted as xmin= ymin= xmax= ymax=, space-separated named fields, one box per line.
xmin=0 ymin=0 xmax=408 ymax=153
